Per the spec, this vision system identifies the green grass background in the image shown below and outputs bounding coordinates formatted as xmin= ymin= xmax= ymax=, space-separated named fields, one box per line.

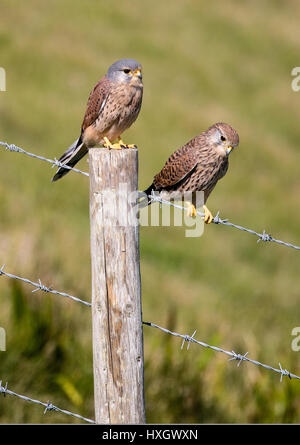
xmin=1 ymin=0 xmax=300 ymax=423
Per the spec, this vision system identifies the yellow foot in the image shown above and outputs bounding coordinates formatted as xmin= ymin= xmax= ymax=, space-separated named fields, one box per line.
xmin=103 ymin=137 xmax=123 ymax=150
xmin=203 ymin=205 xmax=213 ymax=224
xmin=186 ymin=202 xmax=197 ymax=218
xmin=118 ymin=137 xmax=137 ymax=149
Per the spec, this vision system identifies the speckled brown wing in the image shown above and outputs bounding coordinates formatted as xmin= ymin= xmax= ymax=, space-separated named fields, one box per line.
xmin=153 ymin=139 xmax=200 ymax=190
xmin=81 ymin=76 xmax=111 ymax=133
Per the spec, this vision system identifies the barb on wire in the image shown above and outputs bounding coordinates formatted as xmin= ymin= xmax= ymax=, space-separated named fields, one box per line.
xmin=181 ymin=330 xmax=197 ymax=351
xmin=2 ymin=263 xmax=296 ymax=383
xmin=0 ymin=265 xmax=91 ymax=307
xmin=0 ymin=381 xmax=95 ymax=424
xmin=148 ymin=194 xmax=300 ymax=251
xmin=0 ymin=141 xmax=89 ymax=177
xmin=143 ymin=321 xmax=300 ymax=382
xmin=278 ymin=363 xmax=292 ymax=382
xmin=2 ymin=141 xmax=299 ymax=251
xmin=228 ymin=351 xmax=249 ymax=367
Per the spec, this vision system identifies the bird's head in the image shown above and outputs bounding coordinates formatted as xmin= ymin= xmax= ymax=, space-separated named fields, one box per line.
xmin=106 ymin=58 xmax=143 ymax=88
xmin=207 ymin=122 xmax=239 ymax=157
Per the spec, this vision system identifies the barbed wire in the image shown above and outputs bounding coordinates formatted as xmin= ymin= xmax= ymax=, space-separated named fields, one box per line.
xmin=0 ymin=265 xmax=91 ymax=307
xmin=1 ymin=140 xmax=300 ymax=250
xmin=0 ymin=323 xmax=298 ymax=424
xmin=1 ymin=264 xmax=299 ymax=382
xmin=2 ymin=141 xmax=300 ymax=424
xmin=148 ymin=194 xmax=300 ymax=251
xmin=0 ymin=141 xmax=89 ymax=177
xmin=143 ymin=321 xmax=300 ymax=382
xmin=0 ymin=381 xmax=95 ymax=423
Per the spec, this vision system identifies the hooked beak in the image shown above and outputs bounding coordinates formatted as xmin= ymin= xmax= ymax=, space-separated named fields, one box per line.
xmin=133 ymin=69 xmax=142 ymax=79
xmin=226 ymin=145 xmax=233 ymax=156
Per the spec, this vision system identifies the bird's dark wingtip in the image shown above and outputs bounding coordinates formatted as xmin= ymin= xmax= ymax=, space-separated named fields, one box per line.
xmin=51 ymin=173 xmax=60 ymax=182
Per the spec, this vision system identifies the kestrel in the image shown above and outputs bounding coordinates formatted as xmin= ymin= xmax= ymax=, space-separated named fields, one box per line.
xmin=142 ymin=122 xmax=239 ymax=223
xmin=52 ymin=58 xmax=143 ymax=181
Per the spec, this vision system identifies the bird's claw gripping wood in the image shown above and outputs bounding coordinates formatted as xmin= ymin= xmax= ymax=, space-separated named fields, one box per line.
xmin=122 ymin=144 xmax=138 ymax=149
xmin=103 ymin=137 xmax=123 ymax=150
xmin=118 ymin=137 xmax=137 ymax=149
xmin=103 ymin=137 xmax=137 ymax=150
xmin=203 ymin=205 xmax=213 ymax=224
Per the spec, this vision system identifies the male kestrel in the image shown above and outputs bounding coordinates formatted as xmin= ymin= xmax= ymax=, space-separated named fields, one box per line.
xmin=142 ymin=122 xmax=239 ymax=223
xmin=52 ymin=58 xmax=143 ymax=181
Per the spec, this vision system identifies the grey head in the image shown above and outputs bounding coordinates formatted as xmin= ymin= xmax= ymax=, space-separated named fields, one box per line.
xmin=106 ymin=58 xmax=143 ymax=85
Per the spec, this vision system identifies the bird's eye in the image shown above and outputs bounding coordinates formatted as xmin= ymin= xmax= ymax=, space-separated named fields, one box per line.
xmin=220 ymin=135 xmax=226 ymax=142
xmin=123 ymin=69 xmax=131 ymax=74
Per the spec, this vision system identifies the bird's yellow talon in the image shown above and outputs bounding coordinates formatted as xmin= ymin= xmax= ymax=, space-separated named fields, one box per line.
xmin=103 ymin=137 xmax=123 ymax=150
xmin=103 ymin=137 xmax=136 ymax=149
xmin=186 ymin=202 xmax=197 ymax=218
xmin=118 ymin=137 xmax=136 ymax=149
xmin=203 ymin=205 xmax=213 ymax=224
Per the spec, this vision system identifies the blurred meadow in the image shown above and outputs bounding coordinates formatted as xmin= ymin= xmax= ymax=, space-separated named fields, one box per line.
xmin=1 ymin=0 xmax=300 ymax=423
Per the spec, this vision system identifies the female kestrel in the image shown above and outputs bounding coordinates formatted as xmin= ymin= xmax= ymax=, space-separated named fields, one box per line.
xmin=52 ymin=58 xmax=143 ymax=181
xmin=143 ymin=122 xmax=239 ymax=223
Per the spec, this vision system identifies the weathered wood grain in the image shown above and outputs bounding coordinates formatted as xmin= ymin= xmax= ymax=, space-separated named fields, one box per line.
xmin=89 ymin=147 xmax=145 ymax=424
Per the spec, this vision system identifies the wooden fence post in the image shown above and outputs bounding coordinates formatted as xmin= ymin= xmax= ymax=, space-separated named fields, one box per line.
xmin=89 ymin=147 xmax=145 ymax=424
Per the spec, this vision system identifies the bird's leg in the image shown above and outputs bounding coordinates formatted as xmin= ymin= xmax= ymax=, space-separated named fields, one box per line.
xmin=103 ymin=136 xmax=124 ymax=150
xmin=203 ymin=205 xmax=213 ymax=224
xmin=118 ymin=137 xmax=137 ymax=149
xmin=186 ymin=201 xmax=197 ymax=218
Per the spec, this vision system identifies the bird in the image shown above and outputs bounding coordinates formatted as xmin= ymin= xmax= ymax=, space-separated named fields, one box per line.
xmin=52 ymin=58 xmax=143 ymax=182
xmin=142 ymin=122 xmax=239 ymax=223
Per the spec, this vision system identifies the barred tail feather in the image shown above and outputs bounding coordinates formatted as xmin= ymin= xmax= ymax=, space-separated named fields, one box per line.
xmin=52 ymin=137 xmax=87 ymax=182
